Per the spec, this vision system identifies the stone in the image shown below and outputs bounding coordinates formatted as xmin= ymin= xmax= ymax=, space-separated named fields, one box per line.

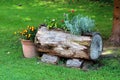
xmin=66 ymin=59 xmax=83 ymax=68
xmin=41 ymin=54 xmax=59 ymax=64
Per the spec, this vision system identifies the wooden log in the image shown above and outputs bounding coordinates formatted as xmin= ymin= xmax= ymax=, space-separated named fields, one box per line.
xmin=35 ymin=27 xmax=103 ymax=60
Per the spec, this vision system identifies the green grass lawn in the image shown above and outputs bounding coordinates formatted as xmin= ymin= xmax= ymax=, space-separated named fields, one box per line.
xmin=0 ymin=0 xmax=120 ymax=80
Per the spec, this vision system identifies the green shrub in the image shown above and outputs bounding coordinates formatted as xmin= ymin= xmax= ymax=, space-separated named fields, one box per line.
xmin=64 ymin=14 xmax=95 ymax=35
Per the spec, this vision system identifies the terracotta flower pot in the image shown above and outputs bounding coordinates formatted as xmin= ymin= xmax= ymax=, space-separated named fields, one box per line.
xmin=21 ymin=40 xmax=37 ymax=58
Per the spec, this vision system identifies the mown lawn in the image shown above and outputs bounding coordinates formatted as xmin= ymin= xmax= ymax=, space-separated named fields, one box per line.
xmin=0 ymin=0 xmax=120 ymax=80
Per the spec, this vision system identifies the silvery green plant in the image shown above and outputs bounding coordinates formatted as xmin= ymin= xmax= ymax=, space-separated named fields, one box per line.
xmin=64 ymin=14 xmax=95 ymax=35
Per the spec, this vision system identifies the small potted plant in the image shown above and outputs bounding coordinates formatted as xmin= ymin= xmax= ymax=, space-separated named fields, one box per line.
xmin=15 ymin=26 xmax=38 ymax=58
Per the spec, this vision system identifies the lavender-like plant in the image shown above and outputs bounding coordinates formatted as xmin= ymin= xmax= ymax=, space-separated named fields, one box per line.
xmin=64 ymin=14 xmax=95 ymax=35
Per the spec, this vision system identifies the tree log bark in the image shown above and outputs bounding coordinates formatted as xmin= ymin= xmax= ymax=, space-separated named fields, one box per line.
xmin=109 ymin=0 xmax=120 ymax=46
xmin=35 ymin=27 xmax=102 ymax=60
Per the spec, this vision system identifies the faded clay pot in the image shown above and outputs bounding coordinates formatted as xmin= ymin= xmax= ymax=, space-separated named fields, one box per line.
xmin=21 ymin=40 xmax=37 ymax=58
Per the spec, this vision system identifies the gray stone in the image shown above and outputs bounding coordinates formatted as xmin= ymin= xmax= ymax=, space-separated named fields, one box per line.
xmin=66 ymin=59 xmax=83 ymax=68
xmin=41 ymin=54 xmax=59 ymax=64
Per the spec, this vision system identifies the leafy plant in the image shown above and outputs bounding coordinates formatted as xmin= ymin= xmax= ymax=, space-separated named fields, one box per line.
xmin=44 ymin=18 xmax=57 ymax=29
xmin=14 ymin=26 xmax=37 ymax=42
xmin=44 ymin=17 xmax=67 ymax=30
xmin=64 ymin=14 xmax=95 ymax=35
xmin=43 ymin=9 xmax=76 ymax=31
xmin=43 ymin=9 xmax=95 ymax=36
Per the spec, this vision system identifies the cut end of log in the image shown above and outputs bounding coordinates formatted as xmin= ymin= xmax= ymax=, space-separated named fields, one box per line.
xmin=90 ymin=33 xmax=103 ymax=60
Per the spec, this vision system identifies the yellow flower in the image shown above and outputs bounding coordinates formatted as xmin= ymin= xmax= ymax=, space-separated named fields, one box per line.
xmin=28 ymin=34 xmax=31 ymax=38
xmin=29 ymin=26 xmax=34 ymax=31
xmin=32 ymin=28 xmax=34 ymax=31
xmin=29 ymin=27 xmax=32 ymax=30
xmin=24 ymin=30 xmax=27 ymax=33
xmin=32 ymin=26 xmax=34 ymax=29
xmin=15 ymin=25 xmax=37 ymax=41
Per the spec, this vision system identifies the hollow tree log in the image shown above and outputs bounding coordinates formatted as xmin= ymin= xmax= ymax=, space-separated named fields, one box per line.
xmin=35 ymin=27 xmax=103 ymax=60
